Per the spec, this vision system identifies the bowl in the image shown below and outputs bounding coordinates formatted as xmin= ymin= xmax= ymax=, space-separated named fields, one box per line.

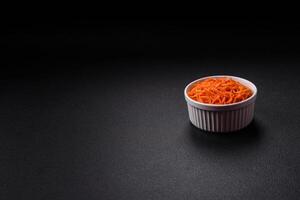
xmin=184 ymin=75 xmax=257 ymax=132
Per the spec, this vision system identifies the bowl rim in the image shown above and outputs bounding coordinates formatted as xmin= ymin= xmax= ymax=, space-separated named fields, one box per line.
xmin=184 ymin=75 xmax=257 ymax=110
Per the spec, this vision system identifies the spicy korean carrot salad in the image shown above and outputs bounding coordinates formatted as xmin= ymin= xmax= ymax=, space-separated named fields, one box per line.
xmin=188 ymin=77 xmax=253 ymax=105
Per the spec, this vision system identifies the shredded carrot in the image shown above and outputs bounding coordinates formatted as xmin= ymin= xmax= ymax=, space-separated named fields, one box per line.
xmin=188 ymin=78 xmax=252 ymax=104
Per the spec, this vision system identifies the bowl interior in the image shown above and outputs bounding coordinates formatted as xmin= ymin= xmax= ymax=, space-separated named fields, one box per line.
xmin=184 ymin=75 xmax=257 ymax=108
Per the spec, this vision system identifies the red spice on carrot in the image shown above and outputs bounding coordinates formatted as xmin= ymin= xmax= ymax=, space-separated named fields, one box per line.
xmin=188 ymin=78 xmax=253 ymax=104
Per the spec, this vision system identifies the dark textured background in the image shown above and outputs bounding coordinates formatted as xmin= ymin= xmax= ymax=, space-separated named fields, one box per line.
xmin=1 ymin=16 xmax=300 ymax=200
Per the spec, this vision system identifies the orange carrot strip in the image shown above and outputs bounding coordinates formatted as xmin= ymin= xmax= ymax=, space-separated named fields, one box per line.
xmin=188 ymin=77 xmax=252 ymax=105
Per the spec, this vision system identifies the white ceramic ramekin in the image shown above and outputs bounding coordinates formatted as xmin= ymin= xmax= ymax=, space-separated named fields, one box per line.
xmin=184 ymin=75 xmax=257 ymax=132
